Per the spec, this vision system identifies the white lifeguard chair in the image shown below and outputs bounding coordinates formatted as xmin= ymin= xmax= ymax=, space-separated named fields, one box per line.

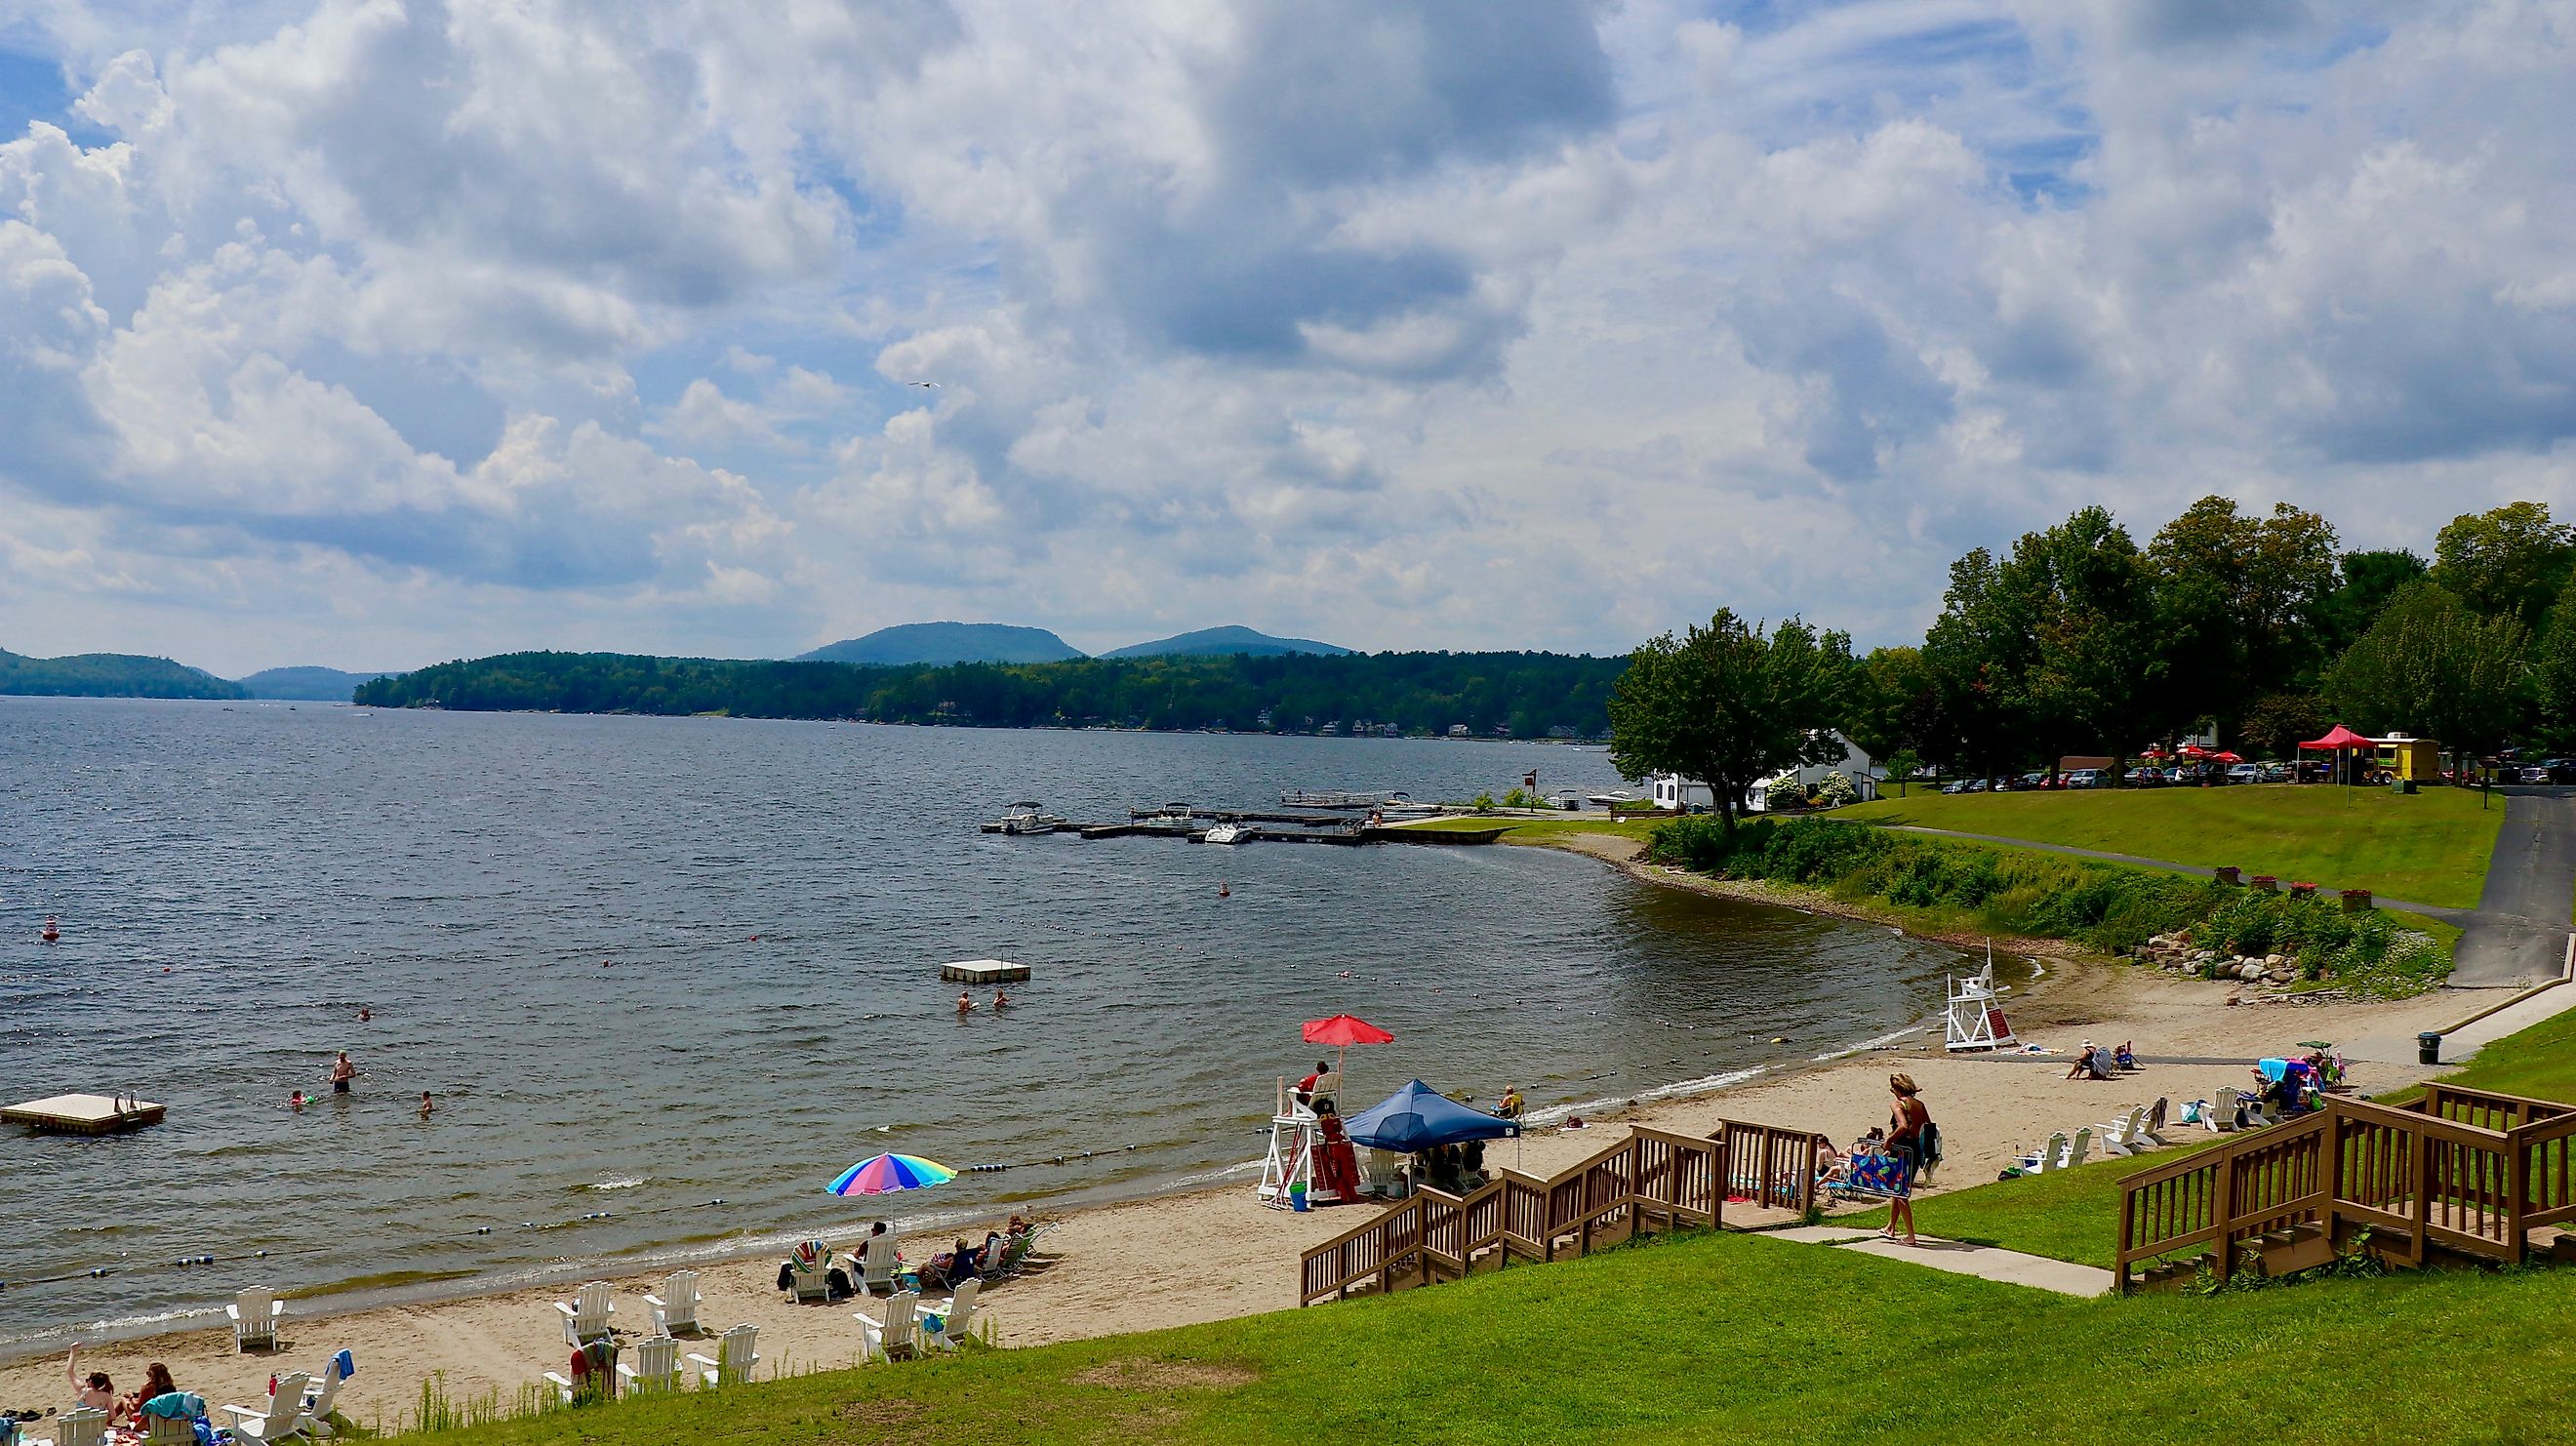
xmin=1255 ymin=1077 xmax=1360 ymax=1209
xmin=1945 ymin=950 xmax=2017 ymax=1053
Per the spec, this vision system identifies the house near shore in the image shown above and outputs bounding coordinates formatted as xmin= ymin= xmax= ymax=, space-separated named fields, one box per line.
xmin=1647 ymin=731 xmax=1879 ymax=813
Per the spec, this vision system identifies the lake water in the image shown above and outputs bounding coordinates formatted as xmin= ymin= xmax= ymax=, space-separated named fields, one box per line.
xmin=0 ymin=699 xmax=1963 ymax=1352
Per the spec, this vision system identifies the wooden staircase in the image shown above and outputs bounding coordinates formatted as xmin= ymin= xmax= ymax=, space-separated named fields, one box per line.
xmin=1298 ymin=1118 xmax=1831 ymax=1305
xmin=2116 ymin=1083 xmax=2576 ymax=1291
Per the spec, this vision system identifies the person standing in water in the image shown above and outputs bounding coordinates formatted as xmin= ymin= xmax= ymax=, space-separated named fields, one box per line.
xmin=991 ymin=988 xmax=1010 ymax=1011
xmin=419 ymin=1091 xmax=434 ymax=1120
xmin=956 ymin=990 xmax=974 ymax=1016
xmin=330 ymin=1051 xmax=357 ymax=1095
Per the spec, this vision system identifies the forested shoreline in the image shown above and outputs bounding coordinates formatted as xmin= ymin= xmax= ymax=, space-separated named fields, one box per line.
xmin=354 ymin=649 xmax=1627 ymax=738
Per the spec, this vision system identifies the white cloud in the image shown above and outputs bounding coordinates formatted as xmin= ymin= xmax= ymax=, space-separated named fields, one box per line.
xmin=0 ymin=0 xmax=2570 ymax=673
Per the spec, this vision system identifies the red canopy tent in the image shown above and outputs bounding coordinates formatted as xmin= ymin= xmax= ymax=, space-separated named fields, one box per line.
xmin=2298 ymin=724 xmax=2376 ymax=785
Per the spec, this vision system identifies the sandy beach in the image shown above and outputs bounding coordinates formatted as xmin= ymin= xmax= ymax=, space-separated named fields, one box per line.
xmin=0 ymin=836 xmax=2466 ymax=1428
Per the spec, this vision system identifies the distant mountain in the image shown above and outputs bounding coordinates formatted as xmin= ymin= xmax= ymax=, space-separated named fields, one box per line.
xmin=0 ymin=646 xmax=248 ymax=700
xmin=236 ymin=666 xmax=402 ymax=702
xmin=1101 ymin=624 xmax=1352 ymax=660
xmin=794 ymin=622 xmax=1086 ymax=666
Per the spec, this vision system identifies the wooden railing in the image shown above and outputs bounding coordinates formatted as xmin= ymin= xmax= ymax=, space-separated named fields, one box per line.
xmin=1300 ymin=1120 xmax=1823 ymax=1305
xmin=2115 ymin=1083 xmax=2574 ymax=1290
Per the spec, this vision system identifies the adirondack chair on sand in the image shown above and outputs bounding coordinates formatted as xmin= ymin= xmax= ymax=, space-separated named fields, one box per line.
xmin=223 ymin=1371 xmax=313 ymax=1445
xmin=617 ymin=1336 xmax=684 ymax=1395
xmin=857 ymin=1291 xmax=921 ymax=1363
xmin=688 ymin=1324 xmax=760 ymax=1387
xmin=555 ymin=1281 xmax=615 ymax=1346
xmin=228 ymin=1287 xmax=287 ymax=1351
xmin=644 ymin=1269 xmax=701 ymax=1336
xmin=920 ymin=1278 xmax=986 ymax=1351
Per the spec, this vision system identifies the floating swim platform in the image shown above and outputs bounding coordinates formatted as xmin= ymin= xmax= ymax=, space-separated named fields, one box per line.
xmin=4 ymin=1093 xmax=167 ymax=1135
xmin=941 ymin=959 xmax=1030 ymax=984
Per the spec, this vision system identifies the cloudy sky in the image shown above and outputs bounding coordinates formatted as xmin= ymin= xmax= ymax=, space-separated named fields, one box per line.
xmin=1 ymin=0 xmax=2570 ymax=674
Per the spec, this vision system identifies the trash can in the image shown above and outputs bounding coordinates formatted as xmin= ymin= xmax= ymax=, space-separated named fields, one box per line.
xmin=2418 ymin=1031 xmax=2442 ymax=1065
xmin=2389 ymin=778 xmax=2416 ymax=795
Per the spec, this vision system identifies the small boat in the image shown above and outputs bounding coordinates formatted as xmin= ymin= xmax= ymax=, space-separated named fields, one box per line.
xmin=995 ymin=801 xmax=1066 ymax=835
xmin=1203 ymin=822 xmax=1252 ymax=845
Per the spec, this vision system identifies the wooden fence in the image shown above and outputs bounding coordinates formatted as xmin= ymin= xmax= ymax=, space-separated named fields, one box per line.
xmin=1300 ymin=1118 xmax=1830 ymax=1305
xmin=2115 ymin=1084 xmax=2576 ymax=1290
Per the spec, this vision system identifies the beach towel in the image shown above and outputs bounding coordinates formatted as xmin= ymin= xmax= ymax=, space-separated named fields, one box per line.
xmin=141 ymin=1394 xmax=205 ymax=1422
xmin=1845 ymin=1151 xmax=1909 ymax=1198
xmin=2256 ymin=1059 xmax=2289 ymax=1084
xmin=331 ymin=1350 xmax=356 ymax=1382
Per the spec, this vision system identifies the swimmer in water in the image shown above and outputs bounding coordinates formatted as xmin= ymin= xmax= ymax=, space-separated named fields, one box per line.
xmin=992 ymin=988 xmax=1010 ymax=1011
xmin=42 ymin=915 xmax=60 ymax=943
xmin=419 ymin=1091 xmax=434 ymax=1120
xmin=357 ymin=1007 xmax=373 ymax=1024
xmin=290 ymin=1090 xmax=306 ymax=1113
xmin=956 ymin=990 xmax=974 ymax=1015
xmin=1219 ymin=881 xmax=1231 ymax=898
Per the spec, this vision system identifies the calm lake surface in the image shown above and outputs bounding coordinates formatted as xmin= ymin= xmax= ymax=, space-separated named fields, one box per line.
xmin=0 ymin=699 xmax=1963 ymax=1351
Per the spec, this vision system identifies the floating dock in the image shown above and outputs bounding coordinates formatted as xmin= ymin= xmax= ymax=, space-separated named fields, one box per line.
xmin=941 ymin=958 xmax=1031 ymax=984
xmin=4 ymin=1093 xmax=167 ymax=1136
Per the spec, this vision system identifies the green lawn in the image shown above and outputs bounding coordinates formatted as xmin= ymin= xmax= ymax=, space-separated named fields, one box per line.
xmin=1842 ymin=1003 xmax=2576 ymax=1267
xmin=1839 ymin=785 xmax=2504 ymax=908
xmin=401 ymin=1227 xmax=2576 ymax=1446
xmin=1404 ymin=815 xmax=1663 ymax=843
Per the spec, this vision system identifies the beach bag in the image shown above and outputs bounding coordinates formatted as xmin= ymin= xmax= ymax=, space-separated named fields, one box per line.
xmin=1919 ymin=1119 xmax=1943 ymax=1168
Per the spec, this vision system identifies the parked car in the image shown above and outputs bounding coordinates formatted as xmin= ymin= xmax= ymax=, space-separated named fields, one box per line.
xmin=2520 ymin=765 xmax=2553 ymax=784
xmin=2551 ymin=760 xmax=2576 ymax=784
xmin=2226 ymin=763 xmax=2262 ymax=784
xmin=1940 ymin=777 xmax=1989 ymax=794
xmin=2064 ymin=768 xmax=2105 ymax=789
xmin=2259 ymin=761 xmax=2292 ymax=782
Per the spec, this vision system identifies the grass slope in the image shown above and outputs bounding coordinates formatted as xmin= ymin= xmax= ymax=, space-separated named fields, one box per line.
xmin=1841 ymin=785 xmax=2503 ymax=908
xmin=405 ymin=1229 xmax=2576 ymax=1446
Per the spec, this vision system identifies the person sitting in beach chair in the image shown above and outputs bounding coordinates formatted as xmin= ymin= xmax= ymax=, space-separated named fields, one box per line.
xmin=2114 ymin=1041 xmax=2139 ymax=1071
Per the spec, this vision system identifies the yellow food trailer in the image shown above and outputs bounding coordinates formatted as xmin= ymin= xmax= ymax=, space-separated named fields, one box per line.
xmin=2372 ymin=734 xmax=2439 ymax=783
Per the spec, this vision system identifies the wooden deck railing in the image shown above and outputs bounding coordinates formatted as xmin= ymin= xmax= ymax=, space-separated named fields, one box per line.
xmin=2115 ymin=1083 xmax=2575 ymax=1290
xmin=1300 ymin=1119 xmax=1823 ymax=1305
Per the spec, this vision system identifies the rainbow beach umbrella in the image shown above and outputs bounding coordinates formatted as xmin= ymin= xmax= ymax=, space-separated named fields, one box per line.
xmin=826 ymin=1152 xmax=956 ymax=1196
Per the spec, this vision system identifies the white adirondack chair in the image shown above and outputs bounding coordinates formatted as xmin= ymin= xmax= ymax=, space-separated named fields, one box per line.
xmin=2060 ymin=1126 xmax=2093 ymax=1169
xmin=142 ymin=1412 xmax=198 ymax=1446
xmin=2242 ymin=1090 xmax=2282 ymax=1128
xmin=859 ymin=1234 xmax=903 ymax=1296
xmin=2211 ymin=1087 xmax=2243 ymax=1132
xmin=2098 ymin=1107 xmax=2148 ymax=1156
xmin=2140 ymin=1096 xmax=2171 ymax=1146
xmin=229 ymin=1287 xmax=287 ymax=1351
xmin=783 ymin=1242 xmax=833 ymax=1304
xmin=48 ymin=1408 xmax=108 ymax=1446
xmin=223 ymin=1371 xmax=313 ymax=1445
xmin=644 ymin=1270 xmax=701 ymax=1335
xmin=299 ymin=1353 xmax=351 ymax=1437
xmin=617 ymin=1336 xmax=684 ymax=1395
xmin=688 ymin=1324 xmax=759 ymax=1387
xmin=856 ymin=1290 xmax=920 ymax=1363
xmin=2015 ymin=1130 xmax=2068 ymax=1175
xmin=555 ymin=1281 xmax=615 ymax=1346
xmin=920 ymin=1278 xmax=983 ymax=1351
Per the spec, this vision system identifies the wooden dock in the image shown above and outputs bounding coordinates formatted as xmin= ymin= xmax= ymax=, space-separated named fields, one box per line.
xmin=4 ymin=1093 xmax=167 ymax=1136
xmin=941 ymin=958 xmax=1031 ymax=984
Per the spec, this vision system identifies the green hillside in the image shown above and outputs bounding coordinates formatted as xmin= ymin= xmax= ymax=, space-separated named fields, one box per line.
xmin=1841 ymin=785 xmax=2502 ymax=908
xmin=0 ymin=646 xmax=248 ymax=700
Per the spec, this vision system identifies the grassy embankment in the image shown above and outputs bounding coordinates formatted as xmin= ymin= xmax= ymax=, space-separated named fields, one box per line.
xmin=1840 ymin=784 xmax=2504 ymax=909
xmin=1842 ymin=1005 xmax=2576 ymax=1267
xmin=395 ymin=1024 xmax=2576 ymax=1445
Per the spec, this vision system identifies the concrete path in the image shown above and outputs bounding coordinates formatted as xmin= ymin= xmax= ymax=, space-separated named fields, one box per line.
xmin=1769 ymin=1225 xmax=2113 ymax=1296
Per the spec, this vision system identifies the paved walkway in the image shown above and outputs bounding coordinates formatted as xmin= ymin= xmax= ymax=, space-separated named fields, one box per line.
xmin=1769 ymin=1225 xmax=2113 ymax=1296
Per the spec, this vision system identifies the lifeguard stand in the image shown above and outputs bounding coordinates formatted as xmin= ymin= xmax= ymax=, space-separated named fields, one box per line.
xmin=1256 ymin=1075 xmax=1355 ymax=1208
xmin=1944 ymin=952 xmax=2017 ymax=1052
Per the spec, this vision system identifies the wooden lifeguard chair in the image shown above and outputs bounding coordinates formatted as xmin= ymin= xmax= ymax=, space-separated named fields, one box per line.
xmin=1944 ymin=950 xmax=2016 ymax=1053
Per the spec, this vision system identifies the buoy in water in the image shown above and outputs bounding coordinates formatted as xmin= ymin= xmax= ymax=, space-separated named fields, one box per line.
xmin=1769 ymin=1036 xmax=1787 ymax=1044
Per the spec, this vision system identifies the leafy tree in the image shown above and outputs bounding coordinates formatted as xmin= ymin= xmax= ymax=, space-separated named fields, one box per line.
xmin=2326 ymin=582 xmax=2530 ymax=754
xmin=2318 ymin=549 xmax=2430 ymax=657
xmin=1840 ymin=645 xmax=1942 ymax=766
xmin=2531 ymin=582 xmax=2576 ymax=749
xmin=2004 ymin=507 xmax=2164 ymax=770
xmin=1607 ymin=611 xmax=1853 ymax=837
xmin=2148 ymin=498 xmax=2338 ymax=731
xmin=2433 ymin=502 xmax=2574 ymax=629
xmin=1919 ymin=546 xmax=2032 ymax=779
xmin=2238 ymin=691 xmax=2327 ymax=760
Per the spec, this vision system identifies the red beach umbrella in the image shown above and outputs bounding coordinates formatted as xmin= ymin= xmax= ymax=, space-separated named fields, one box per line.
xmin=2213 ymin=751 xmax=2243 ymax=764
xmin=1302 ymin=1014 xmax=1395 ymax=1105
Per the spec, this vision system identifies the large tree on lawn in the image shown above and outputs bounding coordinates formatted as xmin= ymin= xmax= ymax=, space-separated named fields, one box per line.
xmin=1609 ymin=611 xmax=1853 ymax=837
xmin=2327 ymin=581 xmax=2529 ymax=754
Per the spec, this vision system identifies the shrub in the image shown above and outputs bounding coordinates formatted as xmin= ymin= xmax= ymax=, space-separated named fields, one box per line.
xmin=1816 ymin=771 xmax=1858 ymax=807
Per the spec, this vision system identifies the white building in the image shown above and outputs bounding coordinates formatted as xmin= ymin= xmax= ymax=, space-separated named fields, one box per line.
xmin=1648 ymin=731 xmax=1880 ymax=813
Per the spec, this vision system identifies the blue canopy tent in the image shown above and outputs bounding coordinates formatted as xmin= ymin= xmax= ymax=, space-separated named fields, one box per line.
xmin=1345 ymin=1079 xmax=1520 ymax=1151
